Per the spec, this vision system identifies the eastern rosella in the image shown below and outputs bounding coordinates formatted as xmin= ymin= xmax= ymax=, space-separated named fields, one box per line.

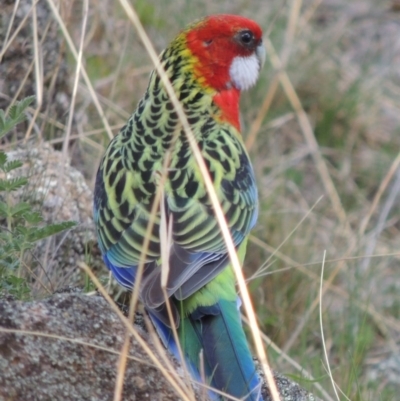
xmin=94 ymin=14 xmax=265 ymax=400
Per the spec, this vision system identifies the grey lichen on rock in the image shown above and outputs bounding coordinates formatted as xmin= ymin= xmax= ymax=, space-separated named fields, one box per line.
xmin=261 ymin=372 xmax=319 ymax=401
xmin=0 ymin=293 xmax=321 ymax=401
xmin=0 ymin=293 xmax=184 ymax=401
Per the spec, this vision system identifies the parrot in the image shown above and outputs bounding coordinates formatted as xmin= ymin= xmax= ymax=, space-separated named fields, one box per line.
xmin=93 ymin=14 xmax=265 ymax=401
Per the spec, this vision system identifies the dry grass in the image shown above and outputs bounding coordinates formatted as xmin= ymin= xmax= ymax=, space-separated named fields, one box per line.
xmin=1 ymin=0 xmax=400 ymax=400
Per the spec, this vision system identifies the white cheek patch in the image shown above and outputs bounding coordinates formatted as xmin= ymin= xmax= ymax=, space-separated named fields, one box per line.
xmin=229 ymin=54 xmax=260 ymax=91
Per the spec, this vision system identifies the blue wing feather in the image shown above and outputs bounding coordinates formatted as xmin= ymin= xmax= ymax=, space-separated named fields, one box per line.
xmin=103 ymin=253 xmax=137 ymax=290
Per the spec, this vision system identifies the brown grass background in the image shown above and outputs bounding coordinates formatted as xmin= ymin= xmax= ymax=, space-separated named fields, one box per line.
xmin=1 ymin=0 xmax=400 ymax=400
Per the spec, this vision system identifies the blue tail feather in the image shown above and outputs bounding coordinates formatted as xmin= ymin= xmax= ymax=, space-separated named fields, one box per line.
xmin=149 ymin=312 xmax=208 ymax=396
xmin=190 ymin=299 xmax=262 ymax=400
xmin=151 ymin=299 xmax=262 ymax=401
xmin=101 ymin=255 xmax=262 ymax=400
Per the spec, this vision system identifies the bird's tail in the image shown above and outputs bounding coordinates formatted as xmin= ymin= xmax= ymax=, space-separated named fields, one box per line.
xmin=150 ymin=299 xmax=262 ymax=400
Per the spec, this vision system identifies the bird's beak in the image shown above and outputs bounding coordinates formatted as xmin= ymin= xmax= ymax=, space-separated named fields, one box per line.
xmin=256 ymin=42 xmax=266 ymax=69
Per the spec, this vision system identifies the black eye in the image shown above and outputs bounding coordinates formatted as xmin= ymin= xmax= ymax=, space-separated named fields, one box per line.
xmin=239 ymin=30 xmax=254 ymax=45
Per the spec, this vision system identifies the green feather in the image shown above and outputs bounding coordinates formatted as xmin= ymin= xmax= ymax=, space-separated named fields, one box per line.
xmin=181 ymin=238 xmax=247 ymax=314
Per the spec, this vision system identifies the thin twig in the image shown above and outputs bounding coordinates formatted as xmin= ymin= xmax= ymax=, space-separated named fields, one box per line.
xmin=358 ymin=151 xmax=400 ymax=236
xmin=45 ymin=0 xmax=114 ymax=140
xmin=360 ymin=165 xmax=400 ymax=273
xmin=0 ymin=0 xmax=36 ymax=62
xmin=319 ymin=250 xmax=340 ymax=401
xmin=60 ymin=0 xmax=89 ymax=171
xmin=24 ymin=1 xmax=43 ymax=141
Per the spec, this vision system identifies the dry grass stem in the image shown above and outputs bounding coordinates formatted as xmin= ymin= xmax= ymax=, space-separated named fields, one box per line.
xmin=61 ymin=0 xmax=89 ymax=167
xmin=252 ymin=195 xmax=324 ymax=279
xmin=0 ymin=0 xmax=34 ymax=62
xmin=113 ymin=334 xmax=131 ymax=401
xmin=0 ymin=327 xmax=151 ymax=364
xmin=45 ymin=0 xmax=114 ymax=140
xmin=359 ymin=151 xmax=400 ymax=236
xmin=318 ymin=250 xmax=340 ymax=401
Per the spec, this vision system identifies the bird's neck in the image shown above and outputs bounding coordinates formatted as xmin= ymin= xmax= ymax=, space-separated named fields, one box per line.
xmin=212 ymin=88 xmax=241 ymax=131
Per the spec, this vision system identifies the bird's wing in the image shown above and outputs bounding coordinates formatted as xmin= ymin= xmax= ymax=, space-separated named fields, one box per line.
xmin=142 ymin=125 xmax=258 ymax=307
xmin=93 ymin=116 xmax=162 ymax=276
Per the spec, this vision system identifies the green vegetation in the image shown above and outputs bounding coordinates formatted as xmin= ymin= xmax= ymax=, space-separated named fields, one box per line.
xmin=0 ymin=98 xmax=76 ymax=300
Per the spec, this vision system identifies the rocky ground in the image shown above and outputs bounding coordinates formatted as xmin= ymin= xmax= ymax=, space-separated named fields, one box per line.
xmin=0 ymin=292 xmax=319 ymax=401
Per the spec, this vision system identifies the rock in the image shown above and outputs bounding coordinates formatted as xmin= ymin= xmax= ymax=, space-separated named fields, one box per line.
xmin=260 ymin=371 xmax=319 ymax=401
xmin=0 ymin=293 xmax=321 ymax=401
xmin=0 ymin=293 xmax=183 ymax=401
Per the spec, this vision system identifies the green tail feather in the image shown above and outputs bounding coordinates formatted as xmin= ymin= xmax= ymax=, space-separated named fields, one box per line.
xmin=178 ymin=299 xmax=262 ymax=400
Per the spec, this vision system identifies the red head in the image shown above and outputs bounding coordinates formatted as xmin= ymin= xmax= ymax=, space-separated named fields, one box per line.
xmin=180 ymin=15 xmax=264 ymax=130
xmin=184 ymin=14 xmax=265 ymax=92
